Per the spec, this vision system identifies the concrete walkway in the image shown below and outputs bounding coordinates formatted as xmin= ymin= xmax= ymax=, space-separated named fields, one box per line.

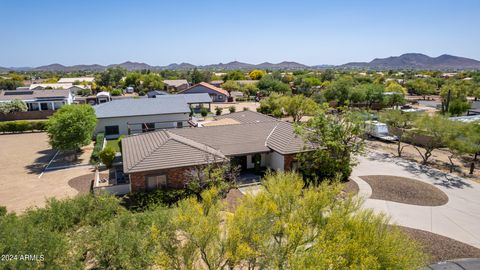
xmin=352 ymin=151 xmax=480 ymax=248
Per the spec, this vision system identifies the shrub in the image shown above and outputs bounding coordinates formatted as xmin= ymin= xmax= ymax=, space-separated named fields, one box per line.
xmin=229 ymin=105 xmax=236 ymax=113
xmin=99 ymin=146 xmax=116 ymax=168
xmin=111 ymin=89 xmax=122 ymax=96
xmin=243 ymin=107 xmax=249 ymax=111
xmin=200 ymin=107 xmax=209 ymax=117
xmin=90 ymin=133 xmax=105 ymax=164
xmin=0 ymin=120 xmax=47 ymax=133
xmin=0 ymin=206 xmax=6 ymax=217
xmin=122 ymin=189 xmax=191 ymax=211
xmin=215 ymin=106 xmax=222 ymax=116
xmin=78 ymin=88 xmax=92 ymax=96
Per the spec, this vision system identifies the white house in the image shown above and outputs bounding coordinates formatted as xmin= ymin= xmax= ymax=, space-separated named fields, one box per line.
xmin=93 ymin=95 xmax=192 ymax=139
xmin=0 ymin=89 xmax=73 ymax=111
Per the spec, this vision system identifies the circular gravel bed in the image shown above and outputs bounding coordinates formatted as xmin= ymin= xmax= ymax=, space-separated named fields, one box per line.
xmin=68 ymin=173 xmax=96 ymax=194
xmin=398 ymin=226 xmax=480 ymax=263
xmin=359 ymin=175 xmax=448 ymax=206
xmin=342 ymin=178 xmax=359 ymax=195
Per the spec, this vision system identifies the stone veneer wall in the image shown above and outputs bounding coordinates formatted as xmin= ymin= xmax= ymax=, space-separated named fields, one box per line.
xmin=283 ymin=154 xmax=297 ymax=171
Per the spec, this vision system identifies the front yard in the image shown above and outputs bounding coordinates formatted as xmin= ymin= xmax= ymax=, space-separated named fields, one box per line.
xmin=0 ymin=133 xmax=94 ymax=213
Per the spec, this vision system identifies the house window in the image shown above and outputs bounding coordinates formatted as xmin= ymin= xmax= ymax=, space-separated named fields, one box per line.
xmin=218 ymin=95 xmax=224 ymax=100
xmin=176 ymin=121 xmax=183 ymax=128
xmin=105 ymin=125 xmax=119 ymax=136
xmin=142 ymin=123 xmax=155 ymax=132
xmin=146 ymin=174 xmax=167 ymax=190
xmin=40 ymin=103 xmax=49 ymax=110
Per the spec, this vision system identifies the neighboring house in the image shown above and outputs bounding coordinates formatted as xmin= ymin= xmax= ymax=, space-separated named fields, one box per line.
xmin=57 ymin=77 xmax=95 ymax=84
xmin=0 ymin=89 xmax=73 ymax=111
xmin=179 ymin=82 xmax=229 ymax=102
xmin=29 ymin=83 xmax=73 ymax=90
xmin=119 ymin=111 xmax=307 ymax=192
xmin=163 ymin=79 xmax=189 ymax=92
xmin=29 ymin=83 xmax=88 ymax=95
xmin=93 ymin=96 xmax=192 ymax=139
xmin=209 ymin=80 xmax=224 ymax=87
xmin=147 ymin=90 xmax=169 ymax=98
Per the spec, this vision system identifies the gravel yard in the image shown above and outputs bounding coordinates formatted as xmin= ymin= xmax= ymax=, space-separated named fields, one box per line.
xmin=359 ymin=175 xmax=448 ymax=206
xmin=399 ymin=226 xmax=480 ymax=263
xmin=342 ymin=179 xmax=359 ymax=195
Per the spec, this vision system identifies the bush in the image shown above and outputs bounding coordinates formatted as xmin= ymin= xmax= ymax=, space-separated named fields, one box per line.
xmin=0 ymin=120 xmax=47 ymax=133
xmin=215 ymin=106 xmax=222 ymax=116
xmin=90 ymin=133 xmax=105 ymax=164
xmin=78 ymin=88 xmax=92 ymax=96
xmin=111 ymin=89 xmax=122 ymax=96
xmin=122 ymin=189 xmax=191 ymax=211
xmin=99 ymin=146 xmax=116 ymax=168
xmin=200 ymin=107 xmax=209 ymax=117
xmin=229 ymin=105 xmax=236 ymax=113
xmin=0 ymin=206 xmax=6 ymax=217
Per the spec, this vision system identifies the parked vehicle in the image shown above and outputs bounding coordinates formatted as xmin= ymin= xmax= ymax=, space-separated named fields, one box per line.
xmin=365 ymin=120 xmax=398 ymax=142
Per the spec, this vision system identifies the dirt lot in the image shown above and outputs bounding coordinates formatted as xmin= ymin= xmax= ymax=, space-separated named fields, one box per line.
xmin=0 ymin=133 xmax=94 ymax=213
xmin=213 ymin=101 xmax=260 ymax=114
xmin=366 ymin=140 xmax=480 ymax=182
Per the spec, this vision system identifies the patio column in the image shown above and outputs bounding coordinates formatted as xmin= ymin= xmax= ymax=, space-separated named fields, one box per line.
xmin=51 ymin=102 xmax=55 ymax=110
xmin=37 ymin=102 xmax=42 ymax=111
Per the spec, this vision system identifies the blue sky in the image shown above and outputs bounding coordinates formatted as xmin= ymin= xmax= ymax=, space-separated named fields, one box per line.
xmin=1 ymin=0 xmax=479 ymax=66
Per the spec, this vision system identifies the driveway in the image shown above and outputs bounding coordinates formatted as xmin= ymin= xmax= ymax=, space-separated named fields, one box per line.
xmin=0 ymin=133 xmax=94 ymax=213
xmin=352 ymin=151 xmax=480 ymax=248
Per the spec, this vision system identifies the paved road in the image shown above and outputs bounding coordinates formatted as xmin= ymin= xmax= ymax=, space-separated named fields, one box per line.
xmin=352 ymin=152 xmax=480 ymax=248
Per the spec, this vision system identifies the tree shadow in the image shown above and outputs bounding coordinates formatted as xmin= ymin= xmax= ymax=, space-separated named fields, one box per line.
xmin=24 ymin=149 xmax=57 ymax=174
xmin=366 ymin=152 xmax=472 ymax=189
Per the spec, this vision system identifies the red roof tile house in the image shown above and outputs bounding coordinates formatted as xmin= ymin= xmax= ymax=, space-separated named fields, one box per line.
xmin=115 ymin=111 xmax=309 ymax=193
xmin=179 ymin=82 xmax=229 ymax=102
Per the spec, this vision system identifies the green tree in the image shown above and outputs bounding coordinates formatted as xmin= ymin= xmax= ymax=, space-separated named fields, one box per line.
xmin=97 ymin=67 xmax=127 ymax=88
xmin=220 ymin=80 xmax=240 ymax=96
xmin=47 ymin=105 xmax=97 ymax=151
xmin=296 ymin=106 xmax=365 ymax=183
xmin=446 ymin=121 xmax=480 ymax=174
xmin=323 ymin=76 xmax=354 ymax=106
xmin=280 ymin=95 xmax=318 ymax=122
xmin=141 ymin=73 xmax=164 ymax=91
xmin=257 ymin=93 xmax=284 ymax=117
xmin=223 ymin=70 xmax=246 ymax=81
xmin=412 ymin=114 xmax=449 ymax=164
xmin=406 ymin=79 xmax=437 ymax=99
xmin=379 ymin=110 xmax=418 ymax=157
xmin=0 ymin=99 xmax=28 ymax=114
xmin=257 ymin=75 xmax=291 ymax=94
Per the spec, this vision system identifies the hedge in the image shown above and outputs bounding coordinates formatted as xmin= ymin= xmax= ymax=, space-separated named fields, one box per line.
xmin=0 ymin=120 xmax=47 ymax=133
xmin=90 ymin=133 xmax=105 ymax=164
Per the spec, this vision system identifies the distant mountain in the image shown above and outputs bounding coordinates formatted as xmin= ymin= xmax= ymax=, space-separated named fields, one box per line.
xmin=341 ymin=53 xmax=480 ymax=70
xmin=1 ymin=53 xmax=479 ymax=72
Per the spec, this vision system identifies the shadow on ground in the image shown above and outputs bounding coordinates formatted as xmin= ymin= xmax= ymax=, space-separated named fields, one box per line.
xmin=24 ymin=149 xmax=57 ymax=174
xmin=366 ymin=152 xmax=472 ymax=190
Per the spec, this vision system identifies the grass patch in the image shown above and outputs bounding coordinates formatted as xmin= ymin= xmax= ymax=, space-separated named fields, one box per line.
xmin=106 ymin=135 xmax=124 ymax=153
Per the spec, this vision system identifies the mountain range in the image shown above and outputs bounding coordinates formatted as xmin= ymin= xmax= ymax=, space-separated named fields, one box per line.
xmin=1 ymin=53 xmax=479 ymax=72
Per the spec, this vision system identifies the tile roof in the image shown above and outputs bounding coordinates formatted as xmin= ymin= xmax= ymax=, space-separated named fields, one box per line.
xmin=215 ymin=110 xmax=278 ymax=125
xmin=0 ymin=89 xmax=70 ymax=101
xmin=122 ymin=115 xmax=308 ymax=173
xmin=180 ymin=82 xmax=229 ymax=96
xmin=122 ymin=130 xmax=226 ymax=173
xmin=94 ymin=95 xmax=190 ymax=118
xmin=163 ymin=79 xmax=189 ymax=87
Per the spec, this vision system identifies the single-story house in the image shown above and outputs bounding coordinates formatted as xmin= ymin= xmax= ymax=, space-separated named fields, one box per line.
xmin=147 ymin=90 xmax=169 ymax=98
xmin=93 ymin=95 xmax=192 ymax=139
xmin=179 ymin=82 xmax=229 ymax=102
xmin=57 ymin=77 xmax=95 ymax=84
xmin=0 ymin=89 xmax=73 ymax=111
xmin=29 ymin=83 xmax=88 ymax=95
xmin=120 ymin=111 xmax=308 ymax=192
xmin=163 ymin=79 xmax=189 ymax=92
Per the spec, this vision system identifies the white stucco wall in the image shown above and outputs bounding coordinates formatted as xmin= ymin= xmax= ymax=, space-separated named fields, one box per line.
xmin=95 ymin=113 xmax=189 ymax=138
xmin=266 ymin=151 xmax=284 ymax=171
